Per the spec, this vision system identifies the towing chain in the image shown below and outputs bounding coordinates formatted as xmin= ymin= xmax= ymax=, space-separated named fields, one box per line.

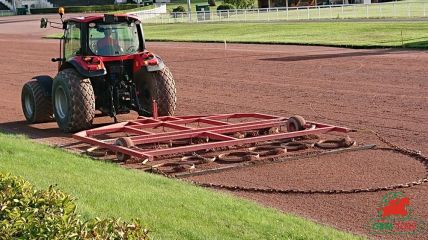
xmin=152 ymin=130 xmax=428 ymax=194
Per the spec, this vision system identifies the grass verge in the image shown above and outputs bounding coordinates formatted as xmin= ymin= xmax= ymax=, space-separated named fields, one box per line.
xmin=142 ymin=21 xmax=428 ymax=48
xmin=45 ymin=21 xmax=428 ymax=48
xmin=0 ymin=133 xmax=361 ymax=239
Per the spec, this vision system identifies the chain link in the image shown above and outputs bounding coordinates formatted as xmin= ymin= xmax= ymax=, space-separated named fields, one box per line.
xmin=152 ymin=130 xmax=428 ymax=194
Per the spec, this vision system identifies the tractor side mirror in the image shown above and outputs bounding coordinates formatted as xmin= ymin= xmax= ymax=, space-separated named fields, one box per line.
xmin=40 ymin=18 xmax=48 ymax=28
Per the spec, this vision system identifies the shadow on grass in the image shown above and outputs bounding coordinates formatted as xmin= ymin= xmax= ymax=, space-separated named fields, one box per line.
xmin=0 ymin=120 xmax=67 ymax=139
xmin=0 ymin=117 xmax=117 ymax=148
xmin=260 ymin=49 xmax=404 ymax=62
xmin=404 ymin=40 xmax=428 ymax=48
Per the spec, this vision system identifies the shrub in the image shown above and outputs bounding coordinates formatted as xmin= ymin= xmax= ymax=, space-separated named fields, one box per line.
xmin=172 ymin=5 xmax=186 ymax=13
xmin=223 ymin=0 xmax=255 ymax=9
xmin=217 ymin=3 xmax=236 ymax=11
xmin=217 ymin=4 xmax=236 ymax=17
xmin=208 ymin=0 xmax=216 ymax=6
xmin=171 ymin=6 xmax=187 ymax=18
xmin=0 ymin=173 xmax=149 ymax=239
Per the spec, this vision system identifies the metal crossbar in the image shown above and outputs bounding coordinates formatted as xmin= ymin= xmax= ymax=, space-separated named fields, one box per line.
xmin=74 ymin=113 xmax=350 ymax=161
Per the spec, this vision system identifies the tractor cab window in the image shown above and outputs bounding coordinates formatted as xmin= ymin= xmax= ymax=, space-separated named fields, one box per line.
xmin=89 ymin=22 xmax=140 ymax=56
xmin=64 ymin=22 xmax=81 ymax=60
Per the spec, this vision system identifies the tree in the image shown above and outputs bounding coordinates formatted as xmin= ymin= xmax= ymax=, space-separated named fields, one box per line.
xmin=224 ymin=0 xmax=255 ymax=9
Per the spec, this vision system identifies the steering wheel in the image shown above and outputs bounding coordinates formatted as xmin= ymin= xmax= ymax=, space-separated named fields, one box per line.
xmin=90 ymin=42 xmax=98 ymax=54
xmin=126 ymin=46 xmax=137 ymax=53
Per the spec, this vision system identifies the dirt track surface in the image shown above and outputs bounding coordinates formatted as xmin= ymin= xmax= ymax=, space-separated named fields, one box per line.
xmin=1 ymin=17 xmax=427 ymax=238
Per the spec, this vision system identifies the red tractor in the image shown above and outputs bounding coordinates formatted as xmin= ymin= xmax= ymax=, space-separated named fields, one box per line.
xmin=21 ymin=9 xmax=176 ymax=132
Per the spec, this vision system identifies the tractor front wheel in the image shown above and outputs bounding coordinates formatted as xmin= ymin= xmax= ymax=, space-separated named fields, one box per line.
xmin=52 ymin=68 xmax=95 ymax=133
xmin=138 ymin=66 xmax=177 ymax=116
xmin=21 ymin=80 xmax=53 ymax=123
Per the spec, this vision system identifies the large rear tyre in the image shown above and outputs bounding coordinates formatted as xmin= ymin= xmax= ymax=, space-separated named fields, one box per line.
xmin=21 ymin=80 xmax=53 ymax=123
xmin=52 ymin=68 xmax=95 ymax=133
xmin=138 ymin=66 xmax=177 ymax=116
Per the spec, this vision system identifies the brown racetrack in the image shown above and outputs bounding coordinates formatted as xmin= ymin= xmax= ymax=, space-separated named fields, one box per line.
xmin=1 ymin=16 xmax=427 ymax=238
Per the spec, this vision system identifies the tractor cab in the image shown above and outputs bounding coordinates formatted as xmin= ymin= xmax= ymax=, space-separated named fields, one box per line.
xmin=22 ymin=9 xmax=177 ymax=133
xmin=61 ymin=14 xmax=145 ymax=60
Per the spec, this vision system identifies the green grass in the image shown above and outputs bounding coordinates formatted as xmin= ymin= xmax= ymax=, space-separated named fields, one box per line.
xmin=45 ymin=21 xmax=428 ymax=48
xmin=0 ymin=133 xmax=361 ymax=239
xmin=142 ymin=21 xmax=428 ymax=48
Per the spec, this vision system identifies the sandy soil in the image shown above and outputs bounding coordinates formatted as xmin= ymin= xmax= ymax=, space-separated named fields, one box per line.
xmin=0 ymin=16 xmax=427 ymax=238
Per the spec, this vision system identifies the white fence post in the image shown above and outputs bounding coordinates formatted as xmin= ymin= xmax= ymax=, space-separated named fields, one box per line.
xmin=393 ymin=3 xmax=396 ymax=17
xmin=307 ymin=7 xmax=310 ymax=20
xmin=408 ymin=3 xmax=410 ymax=17
xmin=353 ymin=5 xmax=356 ymax=18
xmin=366 ymin=4 xmax=369 ymax=18
xmin=286 ymin=7 xmax=289 ymax=20
xmin=424 ymin=3 xmax=426 ymax=17
xmin=318 ymin=6 xmax=321 ymax=19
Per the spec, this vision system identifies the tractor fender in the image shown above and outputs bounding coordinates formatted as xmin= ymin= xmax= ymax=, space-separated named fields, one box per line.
xmin=33 ymin=75 xmax=53 ymax=97
xmin=146 ymin=56 xmax=165 ymax=72
xmin=60 ymin=57 xmax=107 ymax=78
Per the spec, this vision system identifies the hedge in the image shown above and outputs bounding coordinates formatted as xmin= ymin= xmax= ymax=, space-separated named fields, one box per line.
xmin=30 ymin=4 xmax=140 ymax=14
xmin=0 ymin=173 xmax=149 ymax=239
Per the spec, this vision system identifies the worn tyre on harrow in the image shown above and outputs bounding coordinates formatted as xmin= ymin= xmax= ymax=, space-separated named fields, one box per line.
xmin=137 ymin=66 xmax=177 ymax=116
xmin=21 ymin=80 xmax=54 ymax=123
xmin=52 ymin=68 xmax=95 ymax=133
xmin=287 ymin=115 xmax=306 ymax=132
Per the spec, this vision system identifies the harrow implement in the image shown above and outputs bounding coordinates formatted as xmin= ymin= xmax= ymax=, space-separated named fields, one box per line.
xmin=74 ymin=113 xmax=351 ymax=162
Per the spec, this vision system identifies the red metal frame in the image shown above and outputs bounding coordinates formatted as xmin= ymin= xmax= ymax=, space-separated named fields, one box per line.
xmin=74 ymin=113 xmax=350 ymax=161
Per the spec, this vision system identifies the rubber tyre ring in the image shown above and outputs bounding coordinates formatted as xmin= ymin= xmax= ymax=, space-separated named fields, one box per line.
xmin=21 ymin=80 xmax=54 ymax=123
xmin=281 ymin=142 xmax=309 ymax=151
xmin=115 ymin=137 xmax=135 ymax=162
xmin=217 ymin=151 xmax=260 ymax=163
xmin=248 ymin=146 xmax=287 ymax=156
xmin=287 ymin=115 xmax=306 ymax=132
xmin=52 ymin=68 xmax=95 ymax=133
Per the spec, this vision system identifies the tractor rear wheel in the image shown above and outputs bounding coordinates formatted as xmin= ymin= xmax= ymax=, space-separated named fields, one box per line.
xmin=52 ymin=68 xmax=95 ymax=133
xmin=21 ymin=80 xmax=53 ymax=123
xmin=138 ymin=66 xmax=177 ymax=116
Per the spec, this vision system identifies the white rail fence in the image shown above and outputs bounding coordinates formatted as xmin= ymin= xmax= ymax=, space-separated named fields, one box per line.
xmin=129 ymin=3 xmax=167 ymax=20
xmin=133 ymin=1 xmax=428 ymax=24
xmin=0 ymin=10 xmax=13 ymax=16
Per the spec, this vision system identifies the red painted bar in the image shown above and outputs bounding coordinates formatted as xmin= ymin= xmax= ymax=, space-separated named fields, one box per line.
xmin=74 ymin=135 xmax=149 ymax=159
xmin=129 ymin=120 xmax=284 ymax=144
xmin=123 ymin=126 xmax=153 ymax=135
xmin=202 ymin=131 xmax=237 ymax=141
xmin=199 ymin=118 xmax=232 ymax=126
xmin=129 ymin=118 xmax=284 ymax=142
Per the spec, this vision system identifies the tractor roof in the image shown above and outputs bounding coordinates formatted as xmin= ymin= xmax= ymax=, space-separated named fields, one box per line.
xmin=66 ymin=14 xmax=140 ymax=23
